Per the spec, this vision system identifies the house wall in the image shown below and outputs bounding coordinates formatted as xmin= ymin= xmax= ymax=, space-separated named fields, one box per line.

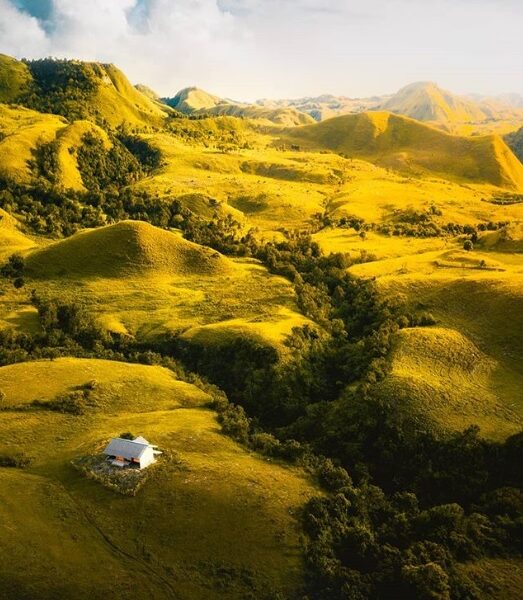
xmin=139 ymin=447 xmax=155 ymax=469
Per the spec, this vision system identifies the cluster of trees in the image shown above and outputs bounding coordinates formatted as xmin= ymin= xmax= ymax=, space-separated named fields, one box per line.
xmin=0 ymin=131 xmax=170 ymax=237
xmin=19 ymin=58 xmax=101 ymax=122
xmin=314 ymin=207 xmax=510 ymax=241
xmin=303 ymin=462 xmax=522 ymax=600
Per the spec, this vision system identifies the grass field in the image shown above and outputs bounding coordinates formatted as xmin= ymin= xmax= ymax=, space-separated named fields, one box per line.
xmin=6 ymin=221 xmax=310 ymax=349
xmin=0 ymin=358 xmax=318 ymax=599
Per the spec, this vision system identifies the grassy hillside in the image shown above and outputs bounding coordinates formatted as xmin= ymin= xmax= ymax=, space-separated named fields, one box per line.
xmin=0 ymin=54 xmax=31 ymax=103
xmin=280 ymin=111 xmax=523 ymax=189
xmin=0 ymin=104 xmax=66 ymax=183
xmin=164 ymin=86 xmax=314 ymax=126
xmin=0 ymin=208 xmax=35 ymax=259
xmin=14 ymin=221 xmax=310 ymax=348
xmin=26 ymin=220 xmax=234 ymax=279
xmin=375 ymin=326 xmax=522 ymax=439
xmin=380 ymin=81 xmax=487 ymax=125
xmin=0 ymin=358 xmax=318 ymax=599
xmin=0 ymin=103 xmax=110 ymax=188
xmin=378 ymin=81 xmax=523 ymax=134
xmin=0 ymin=56 xmax=169 ymax=129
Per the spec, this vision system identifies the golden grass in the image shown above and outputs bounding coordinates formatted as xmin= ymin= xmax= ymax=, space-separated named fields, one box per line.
xmin=26 ymin=220 xmax=235 ymax=279
xmin=280 ymin=112 xmax=523 ymax=189
xmin=0 ymin=104 xmax=66 ymax=183
xmin=0 ymin=357 xmax=318 ymax=599
xmin=10 ymin=222 xmax=311 ymax=351
xmin=0 ymin=208 xmax=36 ymax=259
xmin=181 ymin=307 xmax=312 ymax=352
xmin=55 ymin=120 xmax=111 ymax=191
xmin=0 ymin=104 xmax=110 ymax=189
xmin=456 ymin=558 xmax=523 ymax=600
xmin=0 ymin=54 xmax=31 ymax=103
xmin=376 ymin=327 xmax=522 ymax=439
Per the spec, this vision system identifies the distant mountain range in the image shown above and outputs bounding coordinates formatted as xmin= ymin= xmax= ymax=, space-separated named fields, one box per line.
xmin=256 ymin=82 xmax=523 ymax=133
xmin=162 ymin=86 xmax=314 ymax=126
xmin=160 ymin=81 xmax=523 ymax=136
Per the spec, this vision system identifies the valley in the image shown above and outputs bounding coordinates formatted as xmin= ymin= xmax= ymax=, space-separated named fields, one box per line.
xmin=0 ymin=53 xmax=521 ymax=599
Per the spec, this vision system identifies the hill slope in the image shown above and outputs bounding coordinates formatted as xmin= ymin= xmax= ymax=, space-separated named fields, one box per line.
xmin=380 ymin=81 xmax=487 ymax=125
xmin=378 ymin=81 xmax=523 ymax=133
xmin=374 ymin=327 xmax=522 ymax=439
xmin=0 ymin=55 xmax=169 ymax=128
xmin=0 ymin=357 xmax=318 ymax=599
xmin=26 ymin=220 xmax=233 ymax=279
xmin=0 ymin=54 xmax=31 ymax=102
xmin=0 ymin=103 xmax=112 ymax=189
xmin=164 ymin=86 xmax=314 ymax=126
xmin=281 ymin=111 xmax=523 ymax=189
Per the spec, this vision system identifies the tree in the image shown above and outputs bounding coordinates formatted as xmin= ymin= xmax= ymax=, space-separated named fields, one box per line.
xmin=401 ymin=562 xmax=451 ymax=600
xmin=463 ymin=240 xmax=473 ymax=251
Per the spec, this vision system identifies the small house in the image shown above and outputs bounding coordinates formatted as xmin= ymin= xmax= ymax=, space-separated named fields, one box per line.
xmin=103 ymin=436 xmax=161 ymax=469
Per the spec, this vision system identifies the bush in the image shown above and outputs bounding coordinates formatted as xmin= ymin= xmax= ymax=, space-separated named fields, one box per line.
xmin=463 ymin=240 xmax=473 ymax=251
xmin=1 ymin=253 xmax=25 ymax=279
xmin=401 ymin=562 xmax=451 ymax=600
xmin=0 ymin=452 xmax=32 ymax=468
xmin=217 ymin=404 xmax=251 ymax=444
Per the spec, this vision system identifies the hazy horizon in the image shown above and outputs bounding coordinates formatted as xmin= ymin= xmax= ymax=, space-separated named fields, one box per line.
xmin=0 ymin=0 xmax=522 ymax=101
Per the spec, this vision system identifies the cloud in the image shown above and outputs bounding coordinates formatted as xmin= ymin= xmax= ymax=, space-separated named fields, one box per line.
xmin=0 ymin=0 xmax=49 ymax=57
xmin=0 ymin=0 xmax=521 ymax=99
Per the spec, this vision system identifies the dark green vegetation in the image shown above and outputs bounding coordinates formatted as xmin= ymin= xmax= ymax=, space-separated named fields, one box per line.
xmin=17 ymin=58 xmax=100 ymax=121
xmin=0 ymin=131 xmax=170 ymax=237
xmin=506 ymin=126 xmax=523 ymax=163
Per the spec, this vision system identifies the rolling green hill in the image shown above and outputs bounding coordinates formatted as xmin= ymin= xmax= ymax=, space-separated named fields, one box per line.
xmin=26 ymin=220 xmax=234 ymax=279
xmin=378 ymin=81 xmax=523 ymax=134
xmin=375 ymin=326 xmax=522 ymax=439
xmin=0 ymin=55 xmax=170 ymax=128
xmin=281 ymin=111 xmax=523 ymax=189
xmin=18 ymin=220 xmax=310 ymax=348
xmin=0 ymin=357 xmax=318 ymax=599
xmin=380 ymin=81 xmax=488 ymax=125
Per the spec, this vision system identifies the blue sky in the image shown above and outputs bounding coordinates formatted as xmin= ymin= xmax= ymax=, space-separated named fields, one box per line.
xmin=1 ymin=0 xmax=522 ymax=100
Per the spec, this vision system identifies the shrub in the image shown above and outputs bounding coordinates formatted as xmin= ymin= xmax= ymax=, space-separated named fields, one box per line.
xmin=463 ymin=240 xmax=473 ymax=251
xmin=217 ymin=404 xmax=251 ymax=444
xmin=1 ymin=253 xmax=25 ymax=279
xmin=0 ymin=452 xmax=32 ymax=468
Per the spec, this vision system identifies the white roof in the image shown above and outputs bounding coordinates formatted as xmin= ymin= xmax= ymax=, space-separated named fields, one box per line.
xmin=133 ymin=436 xmax=149 ymax=445
xmin=103 ymin=438 xmax=150 ymax=460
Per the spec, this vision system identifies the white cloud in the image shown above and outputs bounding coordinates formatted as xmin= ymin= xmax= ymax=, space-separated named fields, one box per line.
xmin=0 ymin=0 xmax=521 ymax=100
xmin=0 ymin=0 xmax=49 ymax=57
